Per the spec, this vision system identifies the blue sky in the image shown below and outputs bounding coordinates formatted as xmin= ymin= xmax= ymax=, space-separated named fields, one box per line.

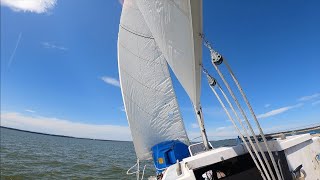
xmin=1 ymin=0 xmax=319 ymax=141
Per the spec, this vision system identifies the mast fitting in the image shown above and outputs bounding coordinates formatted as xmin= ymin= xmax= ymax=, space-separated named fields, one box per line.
xmin=200 ymin=33 xmax=224 ymax=65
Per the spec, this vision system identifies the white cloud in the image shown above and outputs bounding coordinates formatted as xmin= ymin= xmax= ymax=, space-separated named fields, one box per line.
xmin=1 ymin=0 xmax=57 ymax=13
xmin=262 ymin=122 xmax=320 ymax=134
xmin=257 ymin=103 xmax=303 ymax=119
xmin=101 ymin=76 xmax=120 ymax=88
xmin=216 ymin=126 xmax=227 ymax=131
xmin=188 ymin=126 xmax=238 ymax=141
xmin=201 ymin=106 xmax=228 ymax=118
xmin=120 ymin=106 xmax=125 ymax=112
xmin=42 ymin=42 xmax=67 ymax=51
xmin=264 ymin=104 xmax=271 ymax=108
xmin=25 ymin=109 xmax=35 ymax=113
xmin=1 ymin=112 xmax=131 ymax=141
xmin=312 ymin=100 xmax=320 ymax=106
xmin=7 ymin=32 xmax=22 ymax=68
xmin=188 ymin=120 xmax=319 ymax=141
xmin=298 ymin=93 xmax=320 ymax=102
xmin=191 ymin=123 xmax=199 ymax=128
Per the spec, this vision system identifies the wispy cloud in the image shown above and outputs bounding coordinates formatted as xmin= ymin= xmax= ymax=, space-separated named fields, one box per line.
xmin=298 ymin=93 xmax=320 ymax=102
xmin=216 ymin=126 xmax=227 ymax=131
xmin=7 ymin=32 xmax=22 ymax=68
xmin=264 ymin=104 xmax=271 ymax=108
xmin=257 ymin=103 xmax=303 ymax=119
xmin=188 ymin=126 xmax=238 ymax=141
xmin=188 ymin=120 xmax=318 ymax=141
xmin=191 ymin=123 xmax=199 ymax=128
xmin=42 ymin=42 xmax=67 ymax=51
xmin=101 ymin=76 xmax=120 ymax=88
xmin=312 ymin=100 xmax=320 ymax=106
xmin=120 ymin=106 xmax=125 ymax=112
xmin=201 ymin=106 xmax=227 ymax=118
xmin=1 ymin=112 xmax=131 ymax=141
xmin=1 ymin=0 xmax=57 ymax=13
xmin=25 ymin=109 xmax=36 ymax=113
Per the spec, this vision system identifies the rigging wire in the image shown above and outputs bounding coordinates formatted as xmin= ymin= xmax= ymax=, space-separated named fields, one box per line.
xmin=210 ymin=53 xmax=276 ymax=180
xmin=200 ymin=34 xmax=282 ymax=180
xmin=203 ymin=70 xmax=267 ymax=180
xmin=223 ymin=59 xmax=283 ymax=180
xmin=203 ymin=44 xmax=275 ymax=179
xmin=216 ymin=82 xmax=271 ymax=179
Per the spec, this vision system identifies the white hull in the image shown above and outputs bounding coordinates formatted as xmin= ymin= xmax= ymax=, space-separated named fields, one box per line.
xmin=160 ymin=134 xmax=320 ymax=180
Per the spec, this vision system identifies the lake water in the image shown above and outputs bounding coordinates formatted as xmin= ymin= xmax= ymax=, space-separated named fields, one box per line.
xmin=2 ymin=127 xmax=319 ymax=179
xmin=0 ymin=127 xmax=238 ymax=179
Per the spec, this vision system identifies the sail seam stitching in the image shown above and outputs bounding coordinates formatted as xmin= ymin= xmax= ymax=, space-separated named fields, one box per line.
xmin=168 ymin=1 xmax=189 ymax=19
xmin=120 ymin=66 xmax=170 ymax=94
xmin=118 ymin=42 xmax=165 ymax=65
xmin=122 ymin=93 xmax=178 ymax=124
xmin=120 ymin=24 xmax=154 ymax=39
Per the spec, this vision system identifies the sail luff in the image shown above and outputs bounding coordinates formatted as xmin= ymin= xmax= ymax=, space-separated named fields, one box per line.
xmin=190 ymin=0 xmax=203 ymax=110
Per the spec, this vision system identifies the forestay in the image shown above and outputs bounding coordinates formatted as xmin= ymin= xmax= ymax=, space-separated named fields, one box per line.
xmin=135 ymin=0 xmax=203 ymax=110
xmin=118 ymin=0 xmax=189 ymax=160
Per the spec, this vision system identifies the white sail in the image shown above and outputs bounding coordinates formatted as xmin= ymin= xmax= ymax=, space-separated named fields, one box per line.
xmin=135 ymin=0 xmax=203 ymax=110
xmin=118 ymin=0 xmax=189 ymax=160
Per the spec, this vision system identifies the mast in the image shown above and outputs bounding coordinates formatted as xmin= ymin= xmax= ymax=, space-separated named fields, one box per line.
xmin=194 ymin=106 xmax=211 ymax=150
xmin=190 ymin=0 xmax=211 ymax=150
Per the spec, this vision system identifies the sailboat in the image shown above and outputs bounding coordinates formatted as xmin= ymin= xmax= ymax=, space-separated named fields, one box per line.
xmin=117 ymin=0 xmax=320 ymax=179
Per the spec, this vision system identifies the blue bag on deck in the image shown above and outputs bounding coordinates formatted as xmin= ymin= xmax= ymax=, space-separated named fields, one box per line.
xmin=151 ymin=140 xmax=190 ymax=173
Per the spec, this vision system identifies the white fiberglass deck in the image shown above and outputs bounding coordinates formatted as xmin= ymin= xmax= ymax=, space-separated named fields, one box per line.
xmin=162 ymin=134 xmax=320 ymax=180
xmin=183 ymin=143 xmax=246 ymax=170
xmin=183 ymin=134 xmax=314 ymax=170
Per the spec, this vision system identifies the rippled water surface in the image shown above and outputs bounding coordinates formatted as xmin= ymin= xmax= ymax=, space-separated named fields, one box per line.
xmin=0 ymin=127 xmax=239 ymax=179
xmin=2 ymin=126 xmax=318 ymax=179
xmin=0 ymin=127 xmax=157 ymax=179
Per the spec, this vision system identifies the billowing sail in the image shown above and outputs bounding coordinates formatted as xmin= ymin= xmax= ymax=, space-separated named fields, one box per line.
xmin=118 ymin=0 xmax=189 ymax=160
xmin=136 ymin=0 xmax=203 ymax=110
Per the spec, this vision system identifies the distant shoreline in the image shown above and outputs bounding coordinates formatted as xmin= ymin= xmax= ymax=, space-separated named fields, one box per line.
xmin=1 ymin=124 xmax=319 ymax=143
xmin=0 ymin=126 xmax=130 ymax=142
